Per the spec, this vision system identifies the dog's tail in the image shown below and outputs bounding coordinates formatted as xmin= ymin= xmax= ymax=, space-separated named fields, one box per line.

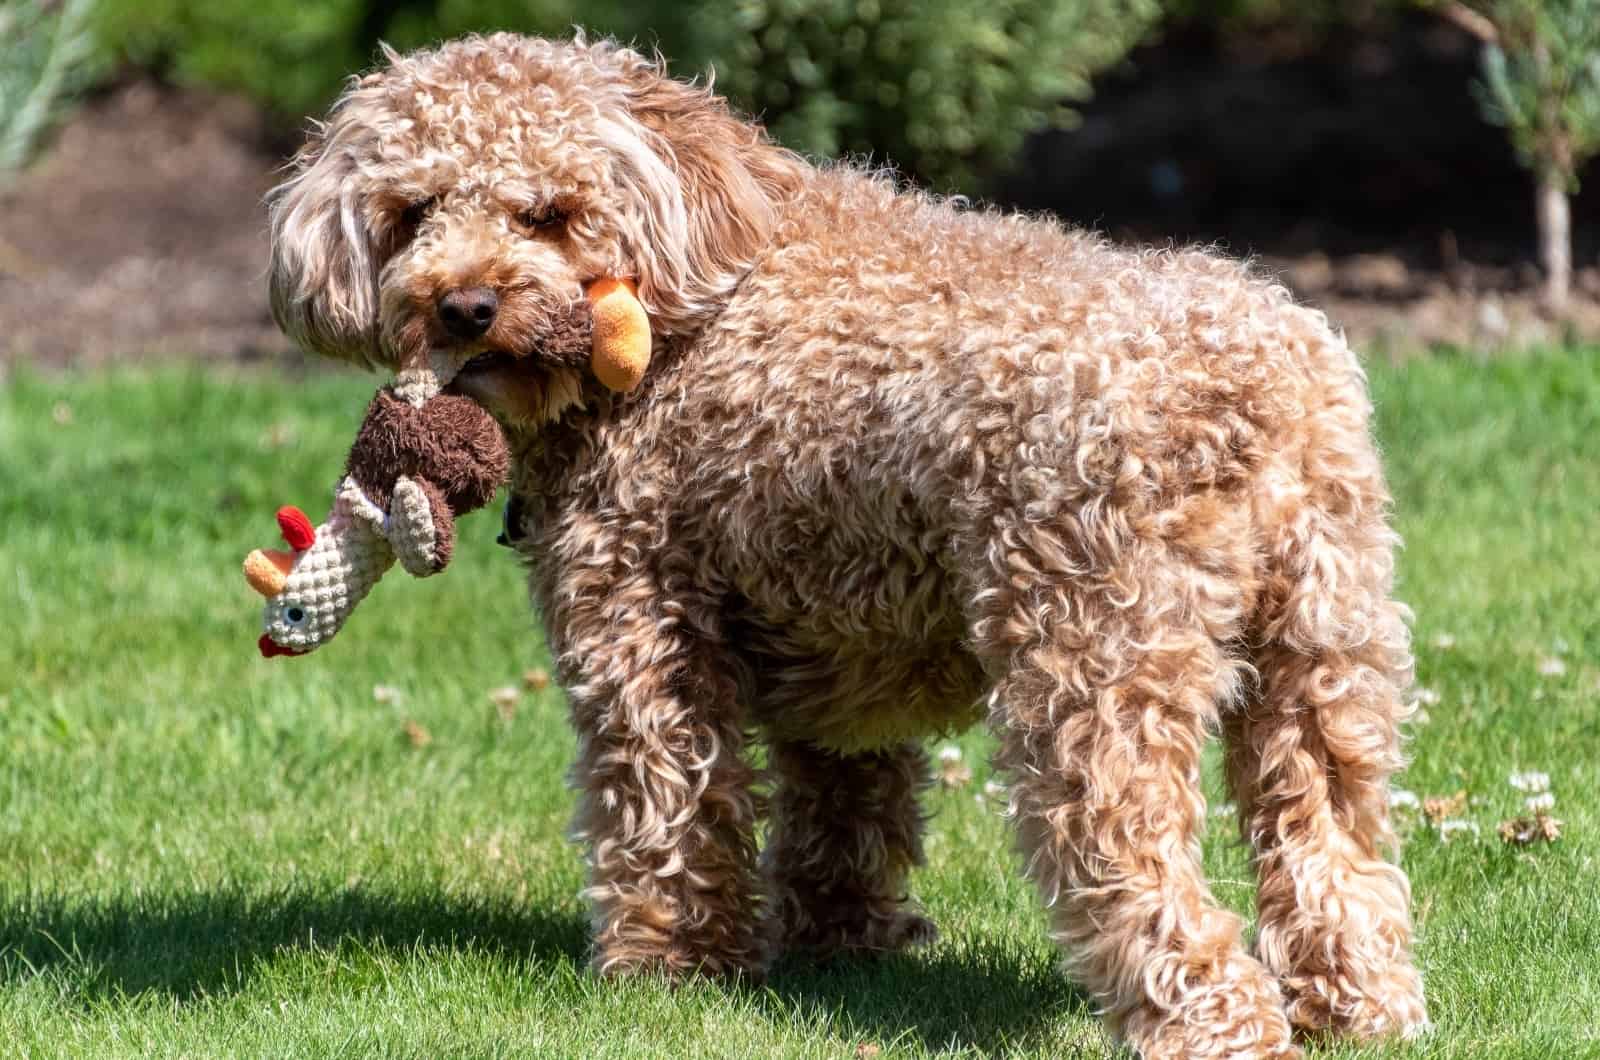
xmin=1225 ymin=311 xmax=1426 ymax=1034
xmin=1240 ymin=307 xmax=1414 ymax=847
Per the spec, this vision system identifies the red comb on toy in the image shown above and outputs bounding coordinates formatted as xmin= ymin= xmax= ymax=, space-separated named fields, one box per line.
xmin=277 ymin=506 xmax=316 ymax=551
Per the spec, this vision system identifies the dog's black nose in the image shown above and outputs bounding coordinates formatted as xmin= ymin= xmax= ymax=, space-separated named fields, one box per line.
xmin=437 ymin=287 xmax=498 ymax=340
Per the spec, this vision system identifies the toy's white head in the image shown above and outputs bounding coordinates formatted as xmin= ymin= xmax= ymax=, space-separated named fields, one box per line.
xmin=244 ymin=491 xmax=392 ymax=658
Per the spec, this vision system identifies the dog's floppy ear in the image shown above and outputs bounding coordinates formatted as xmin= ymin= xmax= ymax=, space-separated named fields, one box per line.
xmin=266 ymin=82 xmax=386 ymax=366
xmin=606 ymin=52 xmax=806 ymax=334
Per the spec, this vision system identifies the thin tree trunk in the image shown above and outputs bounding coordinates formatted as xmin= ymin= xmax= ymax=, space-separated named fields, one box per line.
xmin=1531 ymin=33 xmax=1572 ymax=316
xmin=1537 ymin=168 xmax=1572 ymax=313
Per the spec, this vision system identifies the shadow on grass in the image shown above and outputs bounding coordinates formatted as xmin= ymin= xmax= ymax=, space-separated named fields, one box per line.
xmin=761 ymin=942 xmax=1102 ymax=1057
xmin=0 ymin=886 xmax=589 ymax=1001
xmin=0 ymin=888 xmax=1097 ymax=1054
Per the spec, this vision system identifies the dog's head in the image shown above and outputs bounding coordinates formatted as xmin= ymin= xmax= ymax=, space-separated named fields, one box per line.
xmin=267 ymin=34 xmax=805 ymax=415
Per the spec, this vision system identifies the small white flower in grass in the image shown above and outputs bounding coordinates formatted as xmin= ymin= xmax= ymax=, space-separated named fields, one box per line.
xmin=1524 ymin=792 xmax=1556 ymax=813
xmin=976 ymin=779 xmax=1009 ymax=813
xmin=1537 ymin=656 xmax=1567 ymax=677
xmin=488 ymin=685 xmax=521 ymax=722
xmin=372 ymin=684 xmax=402 ymax=704
xmin=1509 ymin=771 xmax=1550 ymax=793
xmin=259 ymin=421 xmax=297 ymax=450
xmin=1437 ymin=819 xmax=1479 ymax=842
xmin=1430 ymin=632 xmax=1456 ymax=650
xmin=1413 ymin=687 xmax=1441 ymax=707
xmin=1211 ymin=801 xmax=1237 ymax=818
xmin=936 ymin=745 xmax=971 ymax=788
xmin=1388 ymin=789 xmax=1420 ymax=811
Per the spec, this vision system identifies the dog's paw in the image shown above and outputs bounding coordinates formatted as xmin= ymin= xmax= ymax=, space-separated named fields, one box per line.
xmin=1279 ymin=962 xmax=1429 ymax=1043
xmin=591 ymin=915 xmax=771 ymax=984
xmin=778 ymin=906 xmax=938 ymax=959
xmin=591 ymin=944 xmax=768 ymax=984
xmin=1123 ymin=955 xmax=1301 ymax=1060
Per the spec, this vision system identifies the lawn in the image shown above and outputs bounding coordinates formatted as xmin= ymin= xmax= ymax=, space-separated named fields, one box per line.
xmin=1 ymin=349 xmax=1596 ymax=1058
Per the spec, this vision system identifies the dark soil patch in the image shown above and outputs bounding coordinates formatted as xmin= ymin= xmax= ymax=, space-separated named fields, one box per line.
xmin=1004 ymin=13 xmax=1600 ymax=350
xmin=0 ymin=79 xmax=298 ymax=366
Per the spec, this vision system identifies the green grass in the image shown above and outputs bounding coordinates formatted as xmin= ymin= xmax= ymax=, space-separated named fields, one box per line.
xmin=1 ymin=350 xmax=1597 ymax=1058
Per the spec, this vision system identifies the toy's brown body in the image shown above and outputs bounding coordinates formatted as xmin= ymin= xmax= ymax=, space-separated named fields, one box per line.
xmin=344 ymin=389 xmax=509 ymax=571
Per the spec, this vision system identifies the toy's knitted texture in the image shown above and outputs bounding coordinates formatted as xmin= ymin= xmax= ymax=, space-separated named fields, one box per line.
xmin=256 ymin=479 xmax=395 ymax=655
xmin=389 ymin=476 xmax=443 ymax=577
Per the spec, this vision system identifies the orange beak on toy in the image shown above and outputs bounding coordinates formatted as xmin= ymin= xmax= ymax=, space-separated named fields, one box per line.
xmin=586 ymin=277 xmax=652 ymax=392
xmin=242 ymin=506 xmax=315 ymax=597
xmin=243 ymin=548 xmax=293 ymax=596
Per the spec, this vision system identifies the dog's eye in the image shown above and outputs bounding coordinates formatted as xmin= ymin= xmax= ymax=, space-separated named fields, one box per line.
xmin=517 ymin=206 xmax=566 ymax=233
xmin=400 ymin=197 xmax=436 ymax=229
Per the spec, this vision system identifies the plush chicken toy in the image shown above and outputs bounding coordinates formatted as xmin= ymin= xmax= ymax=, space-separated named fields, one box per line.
xmin=245 ymin=278 xmax=651 ymax=658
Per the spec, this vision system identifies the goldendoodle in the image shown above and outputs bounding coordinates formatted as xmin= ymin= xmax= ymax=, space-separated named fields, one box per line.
xmin=267 ymin=33 xmax=1428 ymax=1058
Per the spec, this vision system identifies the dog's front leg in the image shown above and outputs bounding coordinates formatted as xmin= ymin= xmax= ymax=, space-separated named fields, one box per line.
xmin=546 ymin=562 xmax=765 ymax=980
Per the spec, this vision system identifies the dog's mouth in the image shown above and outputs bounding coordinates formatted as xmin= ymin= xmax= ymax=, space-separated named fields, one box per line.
xmin=434 ymin=298 xmax=595 ymax=427
xmin=459 ymin=349 xmax=517 ymax=374
xmin=449 ymin=349 xmax=587 ymax=429
xmin=452 ymin=348 xmax=536 ymax=392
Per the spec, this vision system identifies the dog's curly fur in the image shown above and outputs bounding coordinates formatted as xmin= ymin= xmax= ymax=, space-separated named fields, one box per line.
xmin=268 ymin=33 xmax=1428 ymax=1058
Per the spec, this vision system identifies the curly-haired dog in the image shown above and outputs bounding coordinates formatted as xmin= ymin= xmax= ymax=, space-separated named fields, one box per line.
xmin=267 ymin=33 xmax=1428 ymax=1058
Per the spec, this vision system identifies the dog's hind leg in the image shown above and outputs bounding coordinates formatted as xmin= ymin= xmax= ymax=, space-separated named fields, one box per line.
xmin=979 ymin=533 xmax=1299 ymax=1060
xmin=545 ymin=562 xmax=766 ymax=979
xmin=762 ymin=740 xmax=936 ymax=958
xmin=1224 ymin=435 xmax=1428 ymax=1041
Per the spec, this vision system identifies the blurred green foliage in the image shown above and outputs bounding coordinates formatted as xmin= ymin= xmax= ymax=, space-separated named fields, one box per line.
xmin=85 ymin=1 xmax=691 ymax=125
xmin=93 ymin=0 xmax=384 ymax=121
xmin=680 ymin=0 xmax=1163 ymax=189
xmin=87 ymin=0 xmax=1159 ymax=190
xmin=1 ymin=0 xmax=102 ymax=173
xmin=1467 ymin=0 xmax=1600 ymax=308
xmin=1472 ymin=0 xmax=1600 ymax=192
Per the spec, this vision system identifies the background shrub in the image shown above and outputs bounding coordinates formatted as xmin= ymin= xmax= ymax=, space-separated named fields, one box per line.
xmin=86 ymin=0 xmax=1160 ymax=192
xmin=1469 ymin=0 xmax=1600 ymax=309
xmin=680 ymin=0 xmax=1163 ymax=189
xmin=92 ymin=0 xmax=378 ymax=120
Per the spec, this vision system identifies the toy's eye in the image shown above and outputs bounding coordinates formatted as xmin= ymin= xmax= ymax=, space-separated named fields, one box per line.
xmin=517 ymin=205 xmax=566 ymax=233
xmin=284 ymin=605 xmax=308 ymax=627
